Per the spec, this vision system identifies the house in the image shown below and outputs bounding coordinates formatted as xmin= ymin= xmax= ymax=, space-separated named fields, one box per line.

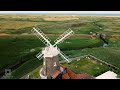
xmin=50 ymin=65 xmax=93 ymax=79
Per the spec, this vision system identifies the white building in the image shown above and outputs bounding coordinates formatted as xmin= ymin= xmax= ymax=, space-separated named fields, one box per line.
xmin=96 ymin=71 xmax=118 ymax=79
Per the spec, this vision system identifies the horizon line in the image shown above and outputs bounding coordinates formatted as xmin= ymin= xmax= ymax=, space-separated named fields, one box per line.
xmin=0 ymin=11 xmax=120 ymax=16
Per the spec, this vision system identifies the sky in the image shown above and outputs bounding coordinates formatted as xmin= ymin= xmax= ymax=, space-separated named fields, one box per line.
xmin=0 ymin=11 xmax=120 ymax=16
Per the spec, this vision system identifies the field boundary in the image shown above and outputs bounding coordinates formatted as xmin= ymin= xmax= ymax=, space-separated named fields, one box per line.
xmin=88 ymin=55 xmax=119 ymax=70
xmin=60 ymin=54 xmax=119 ymax=71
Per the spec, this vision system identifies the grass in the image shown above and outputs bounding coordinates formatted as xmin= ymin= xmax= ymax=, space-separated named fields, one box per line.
xmin=0 ymin=20 xmax=45 ymax=29
xmin=58 ymin=38 xmax=103 ymax=50
xmin=0 ymin=36 xmax=43 ymax=73
xmin=0 ymin=15 xmax=120 ymax=78
xmin=62 ymin=58 xmax=110 ymax=77
xmin=64 ymin=48 xmax=120 ymax=73
xmin=0 ymin=36 xmax=102 ymax=75
xmin=29 ymin=65 xmax=43 ymax=79
xmin=8 ymin=58 xmax=42 ymax=79
xmin=65 ymin=48 xmax=120 ymax=68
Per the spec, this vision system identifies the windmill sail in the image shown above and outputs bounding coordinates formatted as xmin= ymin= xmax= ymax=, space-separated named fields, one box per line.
xmin=53 ymin=28 xmax=74 ymax=46
xmin=57 ymin=48 xmax=72 ymax=63
xmin=32 ymin=27 xmax=73 ymax=63
xmin=32 ymin=27 xmax=51 ymax=46
xmin=36 ymin=52 xmax=43 ymax=60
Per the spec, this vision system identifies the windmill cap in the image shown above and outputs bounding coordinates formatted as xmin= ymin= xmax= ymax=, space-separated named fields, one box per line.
xmin=42 ymin=45 xmax=59 ymax=58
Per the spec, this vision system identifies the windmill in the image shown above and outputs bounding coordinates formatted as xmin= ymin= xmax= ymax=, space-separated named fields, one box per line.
xmin=31 ymin=27 xmax=74 ymax=79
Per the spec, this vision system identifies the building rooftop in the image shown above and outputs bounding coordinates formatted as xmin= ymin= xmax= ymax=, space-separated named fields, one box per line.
xmin=51 ymin=70 xmax=61 ymax=79
xmin=96 ymin=71 xmax=117 ymax=79
xmin=64 ymin=68 xmax=93 ymax=79
xmin=62 ymin=73 xmax=70 ymax=79
xmin=42 ymin=45 xmax=59 ymax=58
xmin=50 ymin=65 xmax=93 ymax=79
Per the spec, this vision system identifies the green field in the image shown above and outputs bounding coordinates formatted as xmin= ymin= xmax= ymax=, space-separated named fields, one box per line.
xmin=63 ymin=58 xmax=111 ymax=77
xmin=0 ymin=15 xmax=120 ymax=79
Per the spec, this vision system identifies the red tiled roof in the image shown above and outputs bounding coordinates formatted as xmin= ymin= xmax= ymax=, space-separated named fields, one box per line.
xmin=51 ymin=70 xmax=61 ymax=79
xmin=66 ymin=69 xmax=92 ymax=79
xmin=77 ymin=74 xmax=92 ymax=79
xmin=50 ymin=65 xmax=93 ymax=79
xmin=60 ymin=65 xmax=92 ymax=79
xmin=62 ymin=73 xmax=70 ymax=79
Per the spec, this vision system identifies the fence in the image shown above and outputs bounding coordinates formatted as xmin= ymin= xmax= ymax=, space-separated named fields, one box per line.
xmin=60 ymin=54 xmax=119 ymax=71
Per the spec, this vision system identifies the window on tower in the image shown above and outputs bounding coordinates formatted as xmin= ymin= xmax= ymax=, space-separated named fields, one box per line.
xmin=54 ymin=62 xmax=57 ymax=66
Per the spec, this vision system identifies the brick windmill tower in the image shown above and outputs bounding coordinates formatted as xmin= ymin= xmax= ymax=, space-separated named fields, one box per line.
xmin=32 ymin=27 xmax=74 ymax=79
